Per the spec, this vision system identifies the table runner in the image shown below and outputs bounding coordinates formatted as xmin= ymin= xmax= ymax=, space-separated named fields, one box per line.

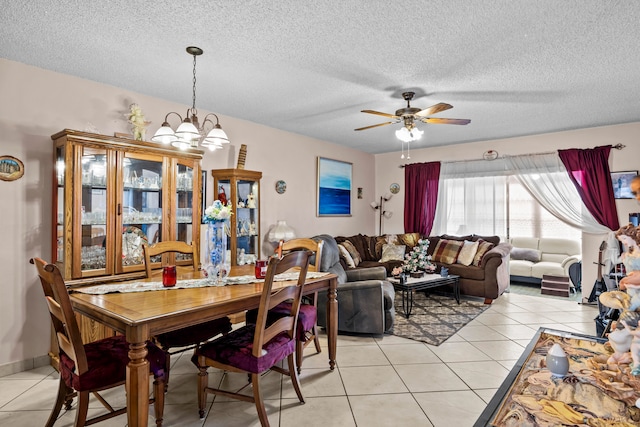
xmin=73 ymin=271 xmax=329 ymax=295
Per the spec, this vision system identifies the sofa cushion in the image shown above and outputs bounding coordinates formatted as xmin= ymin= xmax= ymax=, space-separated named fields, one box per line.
xmin=338 ymin=244 xmax=356 ymax=268
xmin=445 ymin=263 xmax=486 ymax=281
xmin=472 ymin=234 xmax=500 ymax=246
xmin=510 ymin=259 xmax=534 ymax=276
xmin=531 ymin=261 xmax=566 ymax=279
xmin=341 ymin=240 xmax=362 ymax=266
xmin=432 ymin=239 xmax=464 ymax=264
xmin=456 ymin=240 xmax=479 ymax=266
xmin=472 ymin=239 xmax=495 ymax=266
xmin=511 ymin=247 xmax=542 ymax=263
xmin=380 ymin=244 xmax=406 ymax=262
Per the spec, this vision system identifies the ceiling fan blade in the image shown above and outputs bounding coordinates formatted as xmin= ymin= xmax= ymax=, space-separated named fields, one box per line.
xmin=422 ymin=117 xmax=471 ymax=125
xmin=361 ymin=109 xmax=399 ymax=119
xmin=354 ymin=121 xmax=395 ymax=131
xmin=415 ymin=102 xmax=453 ymax=117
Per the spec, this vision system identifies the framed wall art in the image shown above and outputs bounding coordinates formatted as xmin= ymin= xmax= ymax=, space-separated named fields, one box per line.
xmin=317 ymin=157 xmax=352 ymax=216
xmin=611 ymin=170 xmax=638 ymax=199
xmin=0 ymin=155 xmax=24 ymax=181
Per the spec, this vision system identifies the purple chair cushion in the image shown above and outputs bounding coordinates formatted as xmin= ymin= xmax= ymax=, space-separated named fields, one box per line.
xmin=154 ymin=317 xmax=232 ymax=349
xmin=60 ymin=335 xmax=166 ymax=392
xmin=245 ymin=303 xmax=317 ymax=340
xmin=192 ymin=326 xmax=295 ymax=374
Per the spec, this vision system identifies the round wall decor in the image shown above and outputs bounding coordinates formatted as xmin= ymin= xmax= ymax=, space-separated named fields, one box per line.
xmin=275 ymin=180 xmax=287 ymax=194
xmin=483 ymin=150 xmax=498 ymax=161
xmin=389 ymin=183 xmax=400 ymax=194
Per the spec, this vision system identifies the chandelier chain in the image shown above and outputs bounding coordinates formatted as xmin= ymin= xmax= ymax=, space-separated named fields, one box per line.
xmin=192 ymin=54 xmax=197 ymax=111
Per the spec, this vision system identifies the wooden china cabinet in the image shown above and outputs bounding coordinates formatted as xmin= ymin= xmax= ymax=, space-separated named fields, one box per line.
xmin=211 ymin=168 xmax=262 ymax=266
xmin=50 ymin=129 xmax=204 ymax=364
xmin=52 ymin=129 xmax=204 ymax=285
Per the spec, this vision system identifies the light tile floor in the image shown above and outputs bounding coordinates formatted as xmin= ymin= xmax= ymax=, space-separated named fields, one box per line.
xmin=0 ymin=291 xmax=599 ymax=427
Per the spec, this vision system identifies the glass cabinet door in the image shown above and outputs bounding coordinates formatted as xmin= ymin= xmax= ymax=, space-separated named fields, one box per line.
xmin=120 ymin=154 xmax=164 ymax=270
xmin=235 ymin=178 xmax=259 ymax=264
xmin=54 ymin=145 xmax=66 ymax=269
xmin=77 ymin=146 xmax=109 ymax=276
xmin=175 ymin=162 xmax=195 ymax=264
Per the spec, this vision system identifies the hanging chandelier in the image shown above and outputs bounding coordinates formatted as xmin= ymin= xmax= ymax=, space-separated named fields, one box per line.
xmin=151 ymin=46 xmax=230 ymax=151
xmin=395 ymin=117 xmax=423 ymax=159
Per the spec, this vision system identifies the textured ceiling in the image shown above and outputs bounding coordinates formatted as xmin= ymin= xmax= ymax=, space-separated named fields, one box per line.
xmin=2 ymin=1 xmax=639 ymax=154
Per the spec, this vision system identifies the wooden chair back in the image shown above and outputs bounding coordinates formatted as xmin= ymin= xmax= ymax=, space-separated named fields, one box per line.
xmin=31 ymin=257 xmax=89 ymax=375
xmin=142 ymin=240 xmax=198 ymax=278
xmin=251 ymin=250 xmax=312 ymax=357
xmin=277 ymin=238 xmax=323 ymax=272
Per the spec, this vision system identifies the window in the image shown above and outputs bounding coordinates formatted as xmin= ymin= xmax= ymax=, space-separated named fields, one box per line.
xmin=434 ymin=173 xmax=581 ymax=240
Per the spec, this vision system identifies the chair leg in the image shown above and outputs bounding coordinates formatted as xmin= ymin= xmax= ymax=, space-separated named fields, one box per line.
xmin=45 ymin=378 xmax=69 ymax=427
xmin=153 ymin=375 xmax=165 ymax=427
xmin=287 ymin=354 xmax=305 ymax=404
xmin=251 ymin=372 xmax=270 ymax=427
xmin=74 ymin=390 xmax=90 ymax=427
xmin=296 ymin=339 xmax=304 ymax=374
xmin=196 ymin=359 xmax=208 ymax=419
xmin=163 ymin=352 xmax=171 ymax=393
xmin=312 ymin=325 xmax=322 ymax=353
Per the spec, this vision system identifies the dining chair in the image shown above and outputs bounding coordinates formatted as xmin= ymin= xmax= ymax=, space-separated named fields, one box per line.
xmin=31 ymin=257 xmax=166 ymax=427
xmin=246 ymin=238 xmax=324 ymax=373
xmin=192 ymin=250 xmax=312 ymax=427
xmin=141 ymin=241 xmax=232 ymax=390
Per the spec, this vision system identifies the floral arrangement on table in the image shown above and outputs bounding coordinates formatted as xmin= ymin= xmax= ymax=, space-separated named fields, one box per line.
xmin=204 ymin=200 xmax=233 ymax=223
xmin=392 ymin=238 xmax=436 ymax=276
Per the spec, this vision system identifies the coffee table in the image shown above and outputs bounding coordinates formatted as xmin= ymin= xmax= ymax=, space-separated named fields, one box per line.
xmin=389 ymin=274 xmax=460 ymax=318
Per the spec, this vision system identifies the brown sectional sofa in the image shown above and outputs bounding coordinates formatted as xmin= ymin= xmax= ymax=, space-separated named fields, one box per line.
xmin=335 ymin=233 xmax=512 ymax=304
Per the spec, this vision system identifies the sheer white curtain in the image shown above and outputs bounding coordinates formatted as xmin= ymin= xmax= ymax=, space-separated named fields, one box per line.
xmin=432 ymin=159 xmax=508 ymax=237
xmin=503 ymin=152 xmax=618 ymax=264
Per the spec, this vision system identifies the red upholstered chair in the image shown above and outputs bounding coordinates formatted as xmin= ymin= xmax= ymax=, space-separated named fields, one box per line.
xmin=142 ymin=241 xmax=232 ymax=390
xmin=191 ymin=250 xmax=312 ymax=427
xmin=246 ymin=238 xmax=323 ymax=373
xmin=30 ymin=257 xmax=166 ymax=427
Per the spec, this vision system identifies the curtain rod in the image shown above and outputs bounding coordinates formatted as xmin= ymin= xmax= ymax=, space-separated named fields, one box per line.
xmin=398 ymin=143 xmax=626 ymax=168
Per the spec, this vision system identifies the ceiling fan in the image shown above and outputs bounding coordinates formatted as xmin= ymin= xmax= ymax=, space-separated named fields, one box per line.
xmin=354 ymin=91 xmax=471 ymax=132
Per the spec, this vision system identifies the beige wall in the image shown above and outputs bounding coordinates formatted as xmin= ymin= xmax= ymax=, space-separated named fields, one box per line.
xmin=0 ymin=58 xmax=375 ymax=371
xmin=375 ymin=122 xmax=640 ymax=300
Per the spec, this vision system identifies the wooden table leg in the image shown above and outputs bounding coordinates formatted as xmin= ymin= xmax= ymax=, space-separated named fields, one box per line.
xmin=126 ymin=339 xmax=149 ymax=427
xmin=327 ymin=277 xmax=338 ymax=370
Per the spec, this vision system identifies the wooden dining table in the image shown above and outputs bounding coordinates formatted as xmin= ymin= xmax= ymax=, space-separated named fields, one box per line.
xmin=69 ymin=265 xmax=338 ymax=427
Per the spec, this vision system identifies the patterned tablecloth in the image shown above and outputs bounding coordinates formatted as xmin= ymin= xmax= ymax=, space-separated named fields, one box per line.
xmin=73 ymin=271 xmax=329 ymax=295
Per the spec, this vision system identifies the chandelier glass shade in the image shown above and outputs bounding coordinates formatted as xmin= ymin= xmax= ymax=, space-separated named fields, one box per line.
xmin=151 ymin=46 xmax=230 ymax=151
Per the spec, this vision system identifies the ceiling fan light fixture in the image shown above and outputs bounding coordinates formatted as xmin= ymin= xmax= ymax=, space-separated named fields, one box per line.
xmin=395 ymin=126 xmax=423 ymax=143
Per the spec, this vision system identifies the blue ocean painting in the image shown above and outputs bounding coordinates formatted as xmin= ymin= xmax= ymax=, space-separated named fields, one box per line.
xmin=318 ymin=158 xmax=351 ymax=215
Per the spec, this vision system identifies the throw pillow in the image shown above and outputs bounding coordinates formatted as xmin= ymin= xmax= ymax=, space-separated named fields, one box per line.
xmin=472 ymin=239 xmax=495 ymax=266
xmin=396 ymin=233 xmax=421 ymax=250
xmin=340 ymin=240 xmax=362 ymax=266
xmin=456 ymin=240 xmax=479 ymax=266
xmin=338 ymin=244 xmax=356 ymax=268
xmin=511 ymin=247 xmax=542 ymax=262
xmin=379 ymin=244 xmax=406 ymax=262
xmin=432 ymin=239 xmax=464 ymax=264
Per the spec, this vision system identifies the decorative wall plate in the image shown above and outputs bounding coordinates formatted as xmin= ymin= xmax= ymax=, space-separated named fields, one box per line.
xmin=389 ymin=183 xmax=400 ymax=194
xmin=483 ymin=150 xmax=498 ymax=161
xmin=0 ymin=155 xmax=24 ymax=181
xmin=275 ymin=180 xmax=287 ymax=194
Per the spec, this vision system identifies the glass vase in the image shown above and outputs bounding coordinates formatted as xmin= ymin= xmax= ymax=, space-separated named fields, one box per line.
xmin=204 ymin=221 xmax=230 ymax=285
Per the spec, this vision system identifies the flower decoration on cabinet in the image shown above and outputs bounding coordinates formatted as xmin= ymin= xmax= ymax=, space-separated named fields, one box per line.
xmin=402 ymin=239 xmax=436 ymax=273
xmin=204 ymin=200 xmax=233 ymax=223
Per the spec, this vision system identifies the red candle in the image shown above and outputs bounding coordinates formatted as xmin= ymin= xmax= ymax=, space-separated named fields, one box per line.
xmin=255 ymin=260 xmax=268 ymax=279
xmin=162 ymin=265 xmax=177 ymax=287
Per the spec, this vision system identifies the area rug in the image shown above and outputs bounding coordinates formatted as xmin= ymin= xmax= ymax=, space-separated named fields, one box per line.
xmin=391 ymin=292 xmax=490 ymax=346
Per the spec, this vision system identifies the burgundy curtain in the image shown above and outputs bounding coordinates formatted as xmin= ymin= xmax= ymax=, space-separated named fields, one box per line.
xmin=404 ymin=162 xmax=441 ymax=235
xmin=558 ymin=145 xmax=619 ymax=230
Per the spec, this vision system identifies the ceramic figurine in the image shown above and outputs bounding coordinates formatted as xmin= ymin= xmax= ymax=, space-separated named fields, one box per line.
xmin=218 ymin=185 xmax=227 ymax=205
xmin=607 ymin=324 xmax=633 ymax=365
xmin=546 ymin=343 xmax=570 ymax=378
xmin=127 ymin=103 xmax=150 ymax=141
xmin=619 ymin=310 xmax=640 ymax=375
xmin=247 ymin=192 xmax=256 ymax=208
